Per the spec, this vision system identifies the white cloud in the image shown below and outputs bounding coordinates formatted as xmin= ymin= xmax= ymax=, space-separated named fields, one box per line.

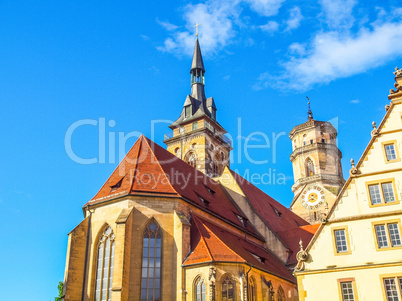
xmin=260 ymin=21 xmax=279 ymax=33
xmin=140 ymin=34 xmax=150 ymax=40
xmin=257 ymin=21 xmax=402 ymax=91
xmin=158 ymin=0 xmax=287 ymax=56
xmin=285 ymin=6 xmax=303 ymax=31
xmin=244 ymin=0 xmax=285 ymax=17
xmin=288 ymin=42 xmax=306 ymax=56
xmin=156 ymin=18 xmax=179 ymax=31
xmin=350 ymin=99 xmax=360 ymax=104
xmin=158 ymin=0 xmax=240 ymax=56
xmin=320 ymin=0 xmax=357 ymax=30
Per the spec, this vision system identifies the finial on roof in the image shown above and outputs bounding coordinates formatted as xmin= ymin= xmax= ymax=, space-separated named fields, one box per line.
xmin=350 ymin=158 xmax=355 ymax=168
xmin=193 ymin=22 xmax=201 ymax=37
xmin=307 ymin=97 xmax=313 ymax=121
xmin=299 ymin=239 xmax=304 ymax=251
xmin=394 ymin=67 xmax=402 ymax=77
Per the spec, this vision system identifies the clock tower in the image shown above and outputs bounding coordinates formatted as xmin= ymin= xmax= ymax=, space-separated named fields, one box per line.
xmin=289 ymin=103 xmax=345 ymax=223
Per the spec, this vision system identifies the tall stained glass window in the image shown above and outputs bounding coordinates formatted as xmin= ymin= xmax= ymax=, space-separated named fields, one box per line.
xmin=94 ymin=226 xmax=115 ymax=301
xmin=141 ymin=220 xmax=162 ymax=301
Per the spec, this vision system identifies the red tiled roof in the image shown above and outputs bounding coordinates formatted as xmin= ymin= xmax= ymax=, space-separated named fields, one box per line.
xmin=87 ymin=136 xmax=258 ymax=235
xmin=229 ymin=170 xmax=314 ymax=265
xmin=300 ymin=224 xmax=320 ymax=235
xmin=184 ymin=216 xmax=295 ymax=283
xmin=89 ymin=135 xmax=179 ymax=201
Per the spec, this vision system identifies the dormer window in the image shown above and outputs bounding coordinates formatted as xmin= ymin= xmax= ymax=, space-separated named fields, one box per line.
xmin=211 ymin=108 xmax=216 ymax=120
xmin=198 ymin=195 xmax=210 ymax=207
xmin=204 ymin=185 xmax=215 ymax=196
xmin=110 ymin=178 xmax=123 ymax=191
xmin=236 ymin=214 xmax=248 ymax=227
xmin=249 ymin=251 xmax=266 ymax=263
xmin=185 ymin=105 xmax=191 ymax=118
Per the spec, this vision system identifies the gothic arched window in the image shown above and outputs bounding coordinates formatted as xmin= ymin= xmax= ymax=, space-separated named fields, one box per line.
xmin=94 ymin=226 xmax=115 ymax=301
xmin=249 ymin=277 xmax=256 ymax=301
xmin=194 ymin=276 xmax=206 ymax=301
xmin=141 ymin=220 xmax=162 ymax=301
xmin=212 ymin=160 xmax=219 ymax=177
xmin=187 ymin=152 xmax=197 ymax=168
xmin=305 ymin=158 xmax=315 ymax=177
xmin=277 ymin=286 xmax=286 ymax=301
xmin=222 ymin=275 xmax=235 ymax=301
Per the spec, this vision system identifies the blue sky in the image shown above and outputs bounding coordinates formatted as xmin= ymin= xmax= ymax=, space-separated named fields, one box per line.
xmin=1 ymin=0 xmax=402 ymax=299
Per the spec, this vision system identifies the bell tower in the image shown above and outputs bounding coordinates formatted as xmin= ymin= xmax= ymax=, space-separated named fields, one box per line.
xmin=289 ymin=102 xmax=345 ymax=223
xmin=164 ymin=37 xmax=232 ymax=177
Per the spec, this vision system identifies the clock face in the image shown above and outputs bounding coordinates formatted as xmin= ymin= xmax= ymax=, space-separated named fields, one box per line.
xmin=301 ymin=186 xmax=326 ymax=210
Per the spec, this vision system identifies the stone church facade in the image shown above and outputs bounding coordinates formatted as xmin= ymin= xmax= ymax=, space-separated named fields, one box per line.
xmin=62 ymin=38 xmax=317 ymax=301
xmin=61 ymin=37 xmax=400 ymax=301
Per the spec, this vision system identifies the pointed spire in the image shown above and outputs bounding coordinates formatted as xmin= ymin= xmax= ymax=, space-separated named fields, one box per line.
xmin=307 ymin=97 xmax=313 ymax=121
xmin=191 ymin=38 xmax=205 ymax=72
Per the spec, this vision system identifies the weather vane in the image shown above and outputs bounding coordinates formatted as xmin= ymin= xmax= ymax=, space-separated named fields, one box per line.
xmin=193 ymin=22 xmax=201 ymax=36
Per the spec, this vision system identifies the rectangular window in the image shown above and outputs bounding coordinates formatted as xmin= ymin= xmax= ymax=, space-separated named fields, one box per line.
xmin=382 ymin=183 xmax=396 ymax=203
xmin=310 ymin=139 xmax=314 ymax=144
xmin=369 ymin=184 xmax=382 ymax=205
xmin=334 ymin=229 xmax=348 ymax=253
xmin=193 ymin=122 xmax=198 ymax=131
xmin=375 ymin=225 xmax=389 ymax=248
xmin=388 ymin=223 xmax=402 ymax=247
xmin=185 ymin=105 xmax=191 ymax=118
xmin=322 ymin=139 xmax=325 ymax=143
xmin=385 ymin=144 xmax=397 ymax=161
xmin=367 ymin=179 xmax=398 ymax=206
xmin=340 ymin=281 xmax=355 ymax=301
xmin=374 ymin=221 xmax=402 ymax=250
xmin=383 ymin=277 xmax=402 ymax=301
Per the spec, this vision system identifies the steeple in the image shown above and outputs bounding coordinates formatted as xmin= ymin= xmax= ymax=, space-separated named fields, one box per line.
xmin=307 ymin=99 xmax=313 ymax=121
xmin=164 ymin=35 xmax=232 ymax=178
xmin=190 ymin=38 xmax=206 ymax=101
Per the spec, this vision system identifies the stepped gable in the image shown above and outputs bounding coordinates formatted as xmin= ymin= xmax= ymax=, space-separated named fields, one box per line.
xmin=230 ymin=170 xmax=316 ymax=264
xmin=184 ymin=216 xmax=295 ymax=283
xmin=88 ymin=136 xmax=257 ymax=235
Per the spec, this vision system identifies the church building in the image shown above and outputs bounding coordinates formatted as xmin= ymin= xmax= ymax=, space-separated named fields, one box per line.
xmin=61 ymin=38 xmax=318 ymax=301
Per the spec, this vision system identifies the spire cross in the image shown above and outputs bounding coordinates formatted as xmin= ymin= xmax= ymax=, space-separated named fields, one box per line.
xmin=193 ymin=23 xmax=201 ymax=36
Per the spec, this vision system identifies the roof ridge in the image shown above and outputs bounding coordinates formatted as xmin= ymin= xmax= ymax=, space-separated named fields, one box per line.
xmin=192 ymin=216 xmax=214 ymax=262
xmin=128 ymin=135 xmax=144 ymax=193
xmin=87 ymin=136 xmax=143 ymax=205
xmin=141 ymin=136 xmax=179 ymax=195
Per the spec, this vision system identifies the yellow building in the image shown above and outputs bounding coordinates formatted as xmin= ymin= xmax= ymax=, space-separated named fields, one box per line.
xmin=294 ymin=68 xmax=402 ymax=301
xmin=62 ymin=38 xmax=316 ymax=301
xmin=289 ymin=103 xmax=345 ymax=224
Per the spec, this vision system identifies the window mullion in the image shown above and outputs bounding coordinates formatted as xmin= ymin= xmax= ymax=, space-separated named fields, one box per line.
xmin=153 ymin=236 xmax=157 ymax=300
xmin=106 ymin=238 xmax=112 ymax=301
xmin=100 ymin=240 xmax=106 ymax=300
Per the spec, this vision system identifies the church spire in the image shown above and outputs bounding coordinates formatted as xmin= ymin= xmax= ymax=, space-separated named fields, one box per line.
xmin=190 ymin=37 xmax=206 ymax=101
xmin=307 ymin=98 xmax=313 ymax=121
